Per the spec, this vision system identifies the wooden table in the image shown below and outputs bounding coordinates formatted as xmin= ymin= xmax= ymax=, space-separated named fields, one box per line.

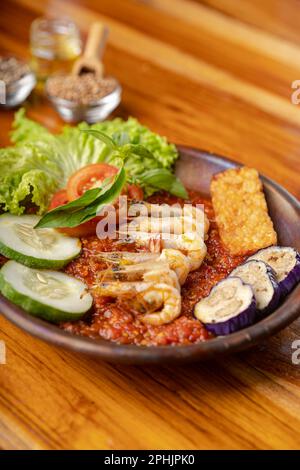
xmin=1 ymin=0 xmax=300 ymax=450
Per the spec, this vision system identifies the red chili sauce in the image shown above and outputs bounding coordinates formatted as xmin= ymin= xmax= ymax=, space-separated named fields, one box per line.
xmin=62 ymin=192 xmax=246 ymax=346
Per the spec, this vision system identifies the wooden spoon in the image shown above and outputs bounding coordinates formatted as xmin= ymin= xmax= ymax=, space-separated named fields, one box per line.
xmin=72 ymin=22 xmax=109 ymax=77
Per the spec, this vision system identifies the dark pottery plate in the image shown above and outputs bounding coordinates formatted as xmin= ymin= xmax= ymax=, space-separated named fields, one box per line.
xmin=1 ymin=147 xmax=299 ymax=364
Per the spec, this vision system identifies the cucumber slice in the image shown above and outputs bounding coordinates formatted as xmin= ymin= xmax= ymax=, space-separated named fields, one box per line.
xmin=0 ymin=261 xmax=93 ymax=322
xmin=0 ymin=214 xmax=81 ymax=268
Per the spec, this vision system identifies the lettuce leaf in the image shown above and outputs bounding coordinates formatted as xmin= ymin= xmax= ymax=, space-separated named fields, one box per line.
xmin=0 ymin=145 xmax=60 ymax=215
xmin=11 ymin=108 xmax=54 ymax=145
xmin=90 ymin=117 xmax=178 ymax=168
xmin=2 ymin=110 xmax=182 ymax=215
xmin=104 ymin=143 xmax=187 ymax=197
xmin=12 ymin=110 xmax=108 ymax=183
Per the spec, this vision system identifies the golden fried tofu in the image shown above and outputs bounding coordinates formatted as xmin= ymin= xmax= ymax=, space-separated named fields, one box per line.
xmin=211 ymin=167 xmax=277 ymax=256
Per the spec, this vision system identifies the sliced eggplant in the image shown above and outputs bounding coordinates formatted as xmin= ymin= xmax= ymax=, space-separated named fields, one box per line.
xmin=194 ymin=277 xmax=256 ymax=335
xmin=0 ymin=260 xmax=93 ymax=323
xmin=230 ymin=260 xmax=280 ymax=316
xmin=0 ymin=214 xmax=81 ymax=269
xmin=248 ymin=246 xmax=300 ymax=296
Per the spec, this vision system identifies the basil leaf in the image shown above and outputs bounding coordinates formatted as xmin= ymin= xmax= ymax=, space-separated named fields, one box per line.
xmin=34 ymin=176 xmax=114 ymax=225
xmin=80 ymin=129 xmax=117 ymax=150
xmin=69 ymin=170 xmax=127 ymax=225
xmin=35 ymin=167 xmax=126 ymax=229
xmin=111 ymin=131 xmax=130 ymax=146
xmin=120 ymin=144 xmax=154 ymax=160
xmin=77 ymin=130 xmax=185 ymax=198
xmin=139 ymin=169 xmax=188 ymax=199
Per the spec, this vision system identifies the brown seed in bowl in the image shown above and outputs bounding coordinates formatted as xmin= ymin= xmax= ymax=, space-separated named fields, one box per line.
xmin=46 ymin=73 xmax=118 ymax=105
xmin=0 ymin=56 xmax=30 ymax=85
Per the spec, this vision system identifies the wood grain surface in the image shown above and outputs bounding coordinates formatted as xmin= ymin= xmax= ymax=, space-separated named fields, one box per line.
xmin=1 ymin=0 xmax=300 ymax=450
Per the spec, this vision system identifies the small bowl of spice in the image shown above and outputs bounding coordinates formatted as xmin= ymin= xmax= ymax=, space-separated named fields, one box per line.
xmin=46 ymin=73 xmax=121 ymax=123
xmin=0 ymin=56 xmax=36 ymax=108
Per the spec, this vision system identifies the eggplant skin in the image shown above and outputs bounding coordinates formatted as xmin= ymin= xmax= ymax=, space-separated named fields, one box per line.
xmin=230 ymin=260 xmax=280 ymax=319
xmin=259 ymin=263 xmax=281 ymax=318
xmin=248 ymin=246 xmax=300 ymax=297
xmin=281 ymin=252 xmax=300 ymax=294
xmin=194 ymin=277 xmax=257 ymax=336
xmin=204 ymin=297 xmax=257 ymax=336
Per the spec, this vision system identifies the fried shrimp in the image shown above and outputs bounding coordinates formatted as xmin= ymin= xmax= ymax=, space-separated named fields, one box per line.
xmin=94 ymin=202 xmax=208 ymax=325
xmin=97 ymin=260 xmax=180 ymax=289
xmin=94 ymin=281 xmax=181 ymax=326
xmin=131 ymin=231 xmax=207 ymax=271
xmin=128 ymin=202 xmax=209 ymax=235
xmin=129 ymin=215 xmax=205 ymax=237
xmin=96 ymin=251 xmax=157 ymax=266
xmin=159 ymin=249 xmax=190 ymax=284
xmin=97 ymin=249 xmax=189 ymax=285
xmin=163 ymin=232 xmax=207 ymax=271
xmin=141 ymin=283 xmax=181 ymax=326
xmin=143 ymin=267 xmax=180 ymax=290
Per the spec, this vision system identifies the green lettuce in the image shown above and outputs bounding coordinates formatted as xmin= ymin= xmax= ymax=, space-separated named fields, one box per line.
xmin=90 ymin=117 xmax=178 ymax=168
xmin=81 ymin=130 xmax=187 ymax=199
xmin=0 ymin=145 xmax=60 ymax=215
xmin=11 ymin=109 xmax=109 ymax=182
xmin=0 ymin=109 xmax=183 ymax=215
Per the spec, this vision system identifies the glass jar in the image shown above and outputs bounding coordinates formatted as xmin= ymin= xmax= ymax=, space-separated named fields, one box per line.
xmin=30 ymin=17 xmax=82 ymax=88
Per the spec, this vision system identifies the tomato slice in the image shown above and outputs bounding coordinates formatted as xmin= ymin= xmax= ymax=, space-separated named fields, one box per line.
xmin=48 ymin=189 xmax=101 ymax=237
xmin=49 ymin=189 xmax=69 ymax=210
xmin=48 ymin=164 xmax=144 ymax=238
xmin=127 ymin=184 xmax=144 ymax=201
xmin=57 ymin=218 xmax=102 ymax=238
xmin=67 ymin=163 xmax=118 ymax=202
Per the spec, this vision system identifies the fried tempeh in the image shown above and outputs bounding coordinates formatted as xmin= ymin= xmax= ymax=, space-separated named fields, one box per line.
xmin=211 ymin=167 xmax=277 ymax=256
